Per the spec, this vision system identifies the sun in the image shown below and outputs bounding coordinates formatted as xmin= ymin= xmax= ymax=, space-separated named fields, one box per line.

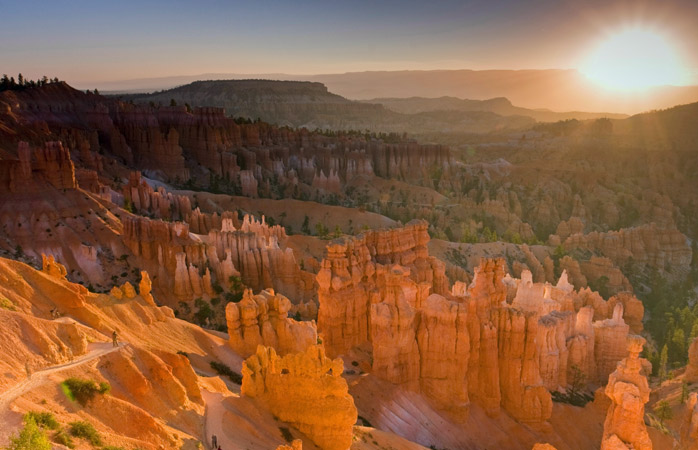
xmin=580 ymin=28 xmax=687 ymax=91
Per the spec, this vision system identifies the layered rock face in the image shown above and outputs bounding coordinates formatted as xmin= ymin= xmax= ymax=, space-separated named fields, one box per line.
xmin=317 ymin=222 xmax=635 ymax=425
xmin=241 ymin=345 xmax=357 ymax=450
xmin=0 ymin=141 xmax=77 ymax=193
xmin=682 ymin=392 xmax=698 ymax=449
xmin=317 ymin=220 xmax=447 ymax=357
xmin=225 ymin=289 xmax=317 ymax=357
xmin=123 ymin=211 xmax=313 ymax=305
xmin=123 ymin=171 xmax=192 ymax=220
xmin=563 ymin=223 xmax=692 ymax=277
xmin=114 ymin=104 xmax=190 ymax=180
xmin=601 ymin=335 xmax=651 ymax=450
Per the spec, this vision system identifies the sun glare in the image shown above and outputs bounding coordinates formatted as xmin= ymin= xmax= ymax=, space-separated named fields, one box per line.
xmin=580 ymin=28 xmax=687 ymax=91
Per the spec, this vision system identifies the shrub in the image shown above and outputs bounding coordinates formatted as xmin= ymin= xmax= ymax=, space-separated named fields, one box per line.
xmin=357 ymin=415 xmax=373 ymax=427
xmin=210 ymin=361 xmax=242 ymax=385
xmin=53 ymin=429 xmax=75 ymax=448
xmin=68 ymin=420 xmax=102 ymax=446
xmin=24 ymin=411 xmax=59 ymax=430
xmin=0 ymin=295 xmax=16 ymax=311
xmin=61 ymin=378 xmax=111 ymax=406
xmin=5 ymin=417 xmax=51 ymax=450
xmin=279 ymin=426 xmax=294 ymax=443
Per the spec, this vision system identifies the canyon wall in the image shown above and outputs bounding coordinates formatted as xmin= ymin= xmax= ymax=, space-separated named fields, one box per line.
xmin=317 ymin=222 xmax=635 ymax=425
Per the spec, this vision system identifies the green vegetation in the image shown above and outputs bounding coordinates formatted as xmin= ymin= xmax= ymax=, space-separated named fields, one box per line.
xmin=0 ymin=73 xmax=61 ymax=92
xmin=653 ymin=400 xmax=673 ymax=424
xmin=23 ymin=411 xmax=59 ymax=430
xmin=4 ymin=416 xmax=51 ymax=450
xmin=210 ymin=361 xmax=242 ymax=385
xmin=68 ymin=420 xmax=102 ymax=446
xmin=641 ymin=255 xmax=698 ymax=374
xmin=61 ymin=378 xmax=111 ymax=406
xmin=0 ymin=295 xmax=16 ymax=311
xmin=194 ymin=298 xmax=214 ymax=325
xmin=53 ymin=429 xmax=75 ymax=448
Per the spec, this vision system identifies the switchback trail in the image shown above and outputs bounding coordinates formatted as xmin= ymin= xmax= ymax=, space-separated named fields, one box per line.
xmin=0 ymin=342 xmax=126 ymax=411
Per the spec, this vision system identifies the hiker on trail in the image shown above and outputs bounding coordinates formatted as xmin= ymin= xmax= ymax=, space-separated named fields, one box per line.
xmin=211 ymin=434 xmax=217 ymax=448
xmin=112 ymin=330 xmax=119 ymax=347
xmin=217 ymin=446 xmax=222 ymax=450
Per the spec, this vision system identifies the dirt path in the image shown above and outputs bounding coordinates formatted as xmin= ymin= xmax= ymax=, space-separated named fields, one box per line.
xmin=0 ymin=342 xmax=125 ymax=412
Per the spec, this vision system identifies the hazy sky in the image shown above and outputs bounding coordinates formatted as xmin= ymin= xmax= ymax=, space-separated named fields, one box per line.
xmin=2 ymin=0 xmax=697 ymax=85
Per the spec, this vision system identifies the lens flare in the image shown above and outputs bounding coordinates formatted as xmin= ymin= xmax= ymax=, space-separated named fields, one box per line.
xmin=580 ymin=28 xmax=687 ymax=91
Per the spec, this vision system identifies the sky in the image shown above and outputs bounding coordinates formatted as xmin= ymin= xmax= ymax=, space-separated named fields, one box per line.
xmin=1 ymin=0 xmax=697 ymax=85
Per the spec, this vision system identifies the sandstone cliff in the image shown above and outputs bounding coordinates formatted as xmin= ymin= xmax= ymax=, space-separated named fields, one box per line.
xmin=242 ymin=345 xmax=357 ymax=450
xmin=225 ymin=289 xmax=317 ymax=357
xmin=601 ymin=335 xmax=652 ymax=450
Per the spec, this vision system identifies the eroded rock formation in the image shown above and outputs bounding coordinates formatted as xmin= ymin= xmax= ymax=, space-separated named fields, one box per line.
xmin=601 ymin=335 xmax=651 ymax=450
xmin=317 ymin=222 xmax=635 ymax=425
xmin=242 ymin=345 xmax=357 ymax=450
xmin=225 ymin=289 xmax=317 ymax=357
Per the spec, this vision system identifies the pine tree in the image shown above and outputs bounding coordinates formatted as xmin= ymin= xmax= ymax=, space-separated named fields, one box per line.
xmin=653 ymin=400 xmax=673 ymax=424
xmin=659 ymin=344 xmax=669 ymax=381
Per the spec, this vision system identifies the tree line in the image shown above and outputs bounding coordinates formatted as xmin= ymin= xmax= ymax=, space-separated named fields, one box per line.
xmin=0 ymin=73 xmax=61 ymax=92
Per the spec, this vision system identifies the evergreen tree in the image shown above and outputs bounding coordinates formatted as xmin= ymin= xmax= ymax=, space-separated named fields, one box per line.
xmin=653 ymin=400 xmax=673 ymax=424
xmin=659 ymin=344 xmax=669 ymax=381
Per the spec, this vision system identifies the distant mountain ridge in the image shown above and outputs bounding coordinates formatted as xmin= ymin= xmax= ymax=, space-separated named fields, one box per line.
xmin=363 ymin=96 xmax=628 ymax=121
xmin=118 ymin=79 xmax=537 ymax=133
xmin=119 ymin=79 xmax=628 ymax=135
xmin=90 ymin=69 xmax=698 ymax=114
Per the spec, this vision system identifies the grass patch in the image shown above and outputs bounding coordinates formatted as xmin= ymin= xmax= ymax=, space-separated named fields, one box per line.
xmin=69 ymin=420 xmax=102 ymax=446
xmin=61 ymin=378 xmax=110 ymax=406
xmin=210 ymin=361 xmax=242 ymax=385
xmin=24 ymin=411 xmax=59 ymax=430
xmin=53 ymin=428 xmax=75 ymax=448
xmin=0 ymin=295 xmax=16 ymax=311
xmin=102 ymin=446 xmax=127 ymax=450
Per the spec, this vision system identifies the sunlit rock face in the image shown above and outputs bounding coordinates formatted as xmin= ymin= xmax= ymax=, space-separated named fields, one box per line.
xmin=122 ymin=210 xmax=313 ymax=306
xmin=225 ymin=288 xmax=317 ymax=358
xmin=241 ymin=345 xmax=357 ymax=450
xmin=316 ymin=221 xmax=634 ymax=425
xmin=601 ymin=335 xmax=652 ymax=450
xmin=682 ymin=392 xmax=698 ymax=449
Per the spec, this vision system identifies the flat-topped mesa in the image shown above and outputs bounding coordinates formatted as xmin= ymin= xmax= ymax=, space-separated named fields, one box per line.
xmin=601 ymin=335 xmax=652 ymax=450
xmin=123 ymin=171 xmax=192 ymax=220
xmin=241 ymin=345 xmax=357 ymax=450
xmin=0 ymin=141 xmax=77 ymax=193
xmin=225 ymin=289 xmax=317 ymax=357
